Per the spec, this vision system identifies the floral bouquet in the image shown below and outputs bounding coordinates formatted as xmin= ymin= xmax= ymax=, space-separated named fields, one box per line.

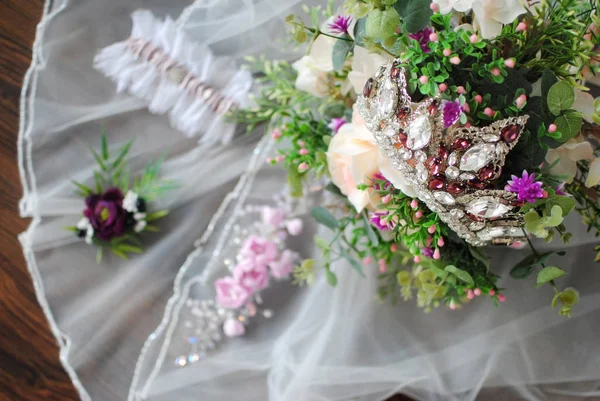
xmin=233 ymin=0 xmax=600 ymax=315
xmin=67 ymin=135 xmax=175 ymax=262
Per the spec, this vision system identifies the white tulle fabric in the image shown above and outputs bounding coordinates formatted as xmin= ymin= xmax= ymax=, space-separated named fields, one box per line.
xmin=94 ymin=10 xmax=253 ymax=145
xmin=19 ymin=1 xmax=600 ymax=401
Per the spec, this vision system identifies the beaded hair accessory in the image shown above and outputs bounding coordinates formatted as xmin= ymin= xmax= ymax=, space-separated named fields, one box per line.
xmin=357 ymin=61 xmax=530 ymax=246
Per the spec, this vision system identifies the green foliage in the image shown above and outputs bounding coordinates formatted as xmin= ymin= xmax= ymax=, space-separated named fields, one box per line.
xmin=365 ymin=8 xmax=400 ymax=42
xmin=310 ymin=206 xmax=339 ymax=230
xmin=393 ymin=0 xmax=432 ymax=33
xmin=552 ymin=287 xmax=580 ymax=317
xmin=510 ymin=251 xmax=557 ymax=279
xmin=536 ymin=266 xmax=566 ymax=287
xmin=332 ymin=34 xmax=354 ymax=71
xmin=547 ymin=80 xmax=575 ymax=116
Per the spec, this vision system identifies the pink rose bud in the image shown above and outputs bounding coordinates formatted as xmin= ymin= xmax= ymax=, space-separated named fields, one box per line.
xmin=443 ymin=48 xmax=452 ymax=57
xmin=390 ymin=243 xmax=399 ymax=252
xmin=297 ymin=140 xmax=305 ymax=146
xmin=474 ymin=94 xmax=483 ymax=104
xmin=378 ymin=259 xmax=388 ymax=273
xmin=223 ymin=318 xmax=246 ymax=337
xmin=491 ymin=68 xmax=501 ymax=77
xmin=298 ymin=162 xmax=309 ymax=172
xmin=516 ymin=22 xmax=527 ymax=32
xmin=548 ymin=124 xmax=557 ymax=133
xmin=439 ymin=83 xmax=448 ymax=92
xmin=462 ymin=103 xmax=470 ymax=112
xmin=433 ymin=248 xmax=441 ymax=260
xmin=411 ymin=199 xmax=419 ymax=209
xmin=363 ymin=256 xmax=372 ymax=265
xmin=467 ymin=289 xmax=475 ymax=300
xmin=419 ymin=75 xmax=429 ymax=84
xmin=449 ymin=299 xmax=457 ymax=310
xmin=414 ymin=255 xmax=421 ymax=263
xmin=504 ymin=58 xmax=516 ymax=68
xmin=426 ymin=236 xmax=433 ymax=247
xmin=516 ymin=95 xmax=527 ymax=109
xmin=457 ymin=86 xmax=466 ymax=94
xmin=430 ymin=2 xmax=439 ymax=12
xmin=542 ymin=190 xmax=549 ymax=198
xmin=469 ymin=34 xmax=478 ymax=44
xmin=484 ymin=107 xmax=495 ymax=117
xmin=382 ymin=194 xmax=392 ymax=204
xmin=428 ymin=225 xmax=437 ymax=234
xmin=285 ymin=218 xmax=303 ymax=236
xmin=474 ymin=288 xmax=482 ymax=296
xmin=299 ymin=148 xmax=309 ymax=155
xmin=437 ymin=237 xmax=445 ymax=247
xmin=489 ymin=289 xmax=496 ymax=296
xmin=450 ymin=56 xmax=461 ymax=65
xmin=415 ymin=210 xmax=424 ymax=219
xmin=429 ymin=32 xmax=439 ymax=42
xmin=498 ymin=294 xmax=506 ymax=303
xmin=271 ymin=129 xmax=282 ymax=139
xmin=275 ymin=155 xmax=285 ymax=163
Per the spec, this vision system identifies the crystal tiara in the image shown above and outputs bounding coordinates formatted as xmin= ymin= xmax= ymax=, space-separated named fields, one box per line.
xmin=357 ymin=61 xmax=530 ymax=247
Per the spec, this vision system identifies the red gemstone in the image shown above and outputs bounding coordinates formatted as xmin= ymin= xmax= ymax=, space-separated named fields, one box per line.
xmin=396 ymin=107 xmax=410 ymax=120
xmin=447 ymin=182 xmax=466 ymax=195
xmin=501 ymin=124 xmax=520 ymax=143
xmin=393 ymin=130 xmax=408 ymax=148
xmin=428 ymin=175 xmax=446 ymax=190
xmin=468 ymin=178 xmax=486 ymax=189
xmin=428 ymin=101 xmax=439 ymax=115
xmin=478 ymin=164 xmax=496 ymax=181
xmin=427 ymin=157 xmax=443 ymax=175
xmin=451 ymin=138 xmax=471 ymax=151
xmin=467 ymin=213 xmax=484 ymax=222
xmin=363 ymin=78 xmax=375 ymax=97
xmin=437 ymin=146 xmax=448 ymax=160
xmin=391 ymin=65 xmax=402 ymax=79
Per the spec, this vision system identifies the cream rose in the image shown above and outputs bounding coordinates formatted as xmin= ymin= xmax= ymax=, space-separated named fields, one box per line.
xmin=545 ymin=138 xmax=594 ymax=183
xmin=585 ymin=158 xmax=600 ymax=188
xmin=291 ymin=35 xmax=336 ymax=97
xmin=348 ymin=46 xmax=391 ymax=95
xmin=327 ymin=109 xmax=416 ymax=212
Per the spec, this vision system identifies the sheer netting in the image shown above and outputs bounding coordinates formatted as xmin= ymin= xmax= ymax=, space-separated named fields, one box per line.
xmin=19 ymin=1 xmax=600 ymax=401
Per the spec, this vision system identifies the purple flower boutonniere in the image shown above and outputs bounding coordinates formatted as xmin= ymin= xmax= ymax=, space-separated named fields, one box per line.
xmin=69 ymin=134 xmax=175 ymax=262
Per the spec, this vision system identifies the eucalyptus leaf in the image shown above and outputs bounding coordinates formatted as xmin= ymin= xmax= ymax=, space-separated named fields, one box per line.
xmin=311 ymin=206 xmax=339 ymax=230
xmin=362 ymin=213 xmax=380 ymax=247
xmin=453 ymin=268 xmax=475 ymax=286
xmin=554 ymin=110 xmax=583 ymax=142
xmin=544 ymin=194 xmax=576 ymax=217
xmin=314 ymin=235 xmax=330 ymax=252
xmin=365 ymin=8 xmax=400 ymax=42
xmin=353 ymin=17 xmax=367 ymax=47
xmin=509 ymin=251 xmax=556 ymax=279
xmin=339 ymin=248 xmax=365 ymax=277
xmin=325 ymin=268 xmax=338 ymax=287
xmin=468 ymin=245 xmax=490 ymax=270
xmin=547 ymin=80 xmax=575 ymax=116
xmin=536 ymin=266 xmax=566 ymax=286
xmin=394 ymin=0 xmax=432 ymax=33
xmin=332 ymin=35 xmax=354 ymax=71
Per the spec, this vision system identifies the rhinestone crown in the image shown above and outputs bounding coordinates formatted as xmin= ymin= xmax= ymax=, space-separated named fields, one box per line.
xmin=357 ymin=61 xmax=530 ymax=246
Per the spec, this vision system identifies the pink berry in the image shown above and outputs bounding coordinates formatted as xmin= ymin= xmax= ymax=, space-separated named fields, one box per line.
xmin=429 ymin=33 xmax=439 ymax=42
xmin=415 ymin=210 xmax=423 ymax=219
xmin=414 ymin=256 xmax=421 ymax=263
xmin=437 ymin=237 xmax=445 ymax=247
xmin=474 ymin=94 xmax=483 ymax=104
xmin=381 ymin=194 xmax=392 ymax=204
xmin=443 ymin=48 xmax=452 ymax=57
xmin=439 ymin=83 xmax=448 ymax=92
xmin=271 ymin=129 xmax=282 ymax=139
xmin=419 ymin=75 xmax=429 ymax=85
xmin=467 ymin=290 xmax=475 ymax=300
xmin=484 ymin=107 xmax=495 ymax=117
xmin=457 ymin=86 xmax=466 ymax=94
xmin=428 ymin=225 xmax=437 ymax=234
xmin=297 ymin=140 xmax=305 ymax=146
xmin=469 ymin=34 xmax=478 ymax=44
xmin=474 ymin=288 xmax=482 ymax=296
xmin=449 ymin=300 xmax=457 ymax=310
xmin=275 ymin=155 xmax=285 ymax=163
xmin=542 ymin=190 xmax=549 ymax=198
xmin=430 ymin=2 xmax=439 ymax=12
xmin=433 ymin=248 xmax=441 ymax=260
xmin=450 ymin=56 xmax=461 ymax=65
xmin=411 ymin=199 xmax=419 ymax=209
xmin=426 ymin=236 xmax=433 ymax=247
xmin=298 ymin=162 xmax=309 ymax=172
xmin=363 ymin=256 xmax=372 ymax=265
xmin=465 ymin=122 xmax=472 ymax=128
xmin=462 ymin=103 xmax=470 ymax=113
xmin=516 ymin=22 xmax=527 ymax=32
xmin=299 ymin=148 xmax=309 ymax=155
xmin=390 ymin=243 xmax=399 ymax=252
xmin=489 ymin=289 xmax=496 ymax=296
xmin=516 ymin=94 xmax=527 ymax=109
xmin=548 ymin=124 xmax=557 ymax=133
xmin=504 ymin=58 xmax=516 ymax=68
xmin=378 ymin=259 xmax=388 ymax=273
xmin=266 ymin=157 xmax=273 ymax=164
xmin=491 ymin=68 xmax=501 ymax=77
xmin=498 ymin=294 xmax=506 ymax=303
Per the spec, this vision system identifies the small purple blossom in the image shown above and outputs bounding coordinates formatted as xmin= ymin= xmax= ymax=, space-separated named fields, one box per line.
xmin=505 ymin=170 xmax=545 ymax=203
xmin=328 ymin=117 xmax=347 ymax=134
xmin=555 ymin=183 xmax=568 ymax=196
xmin=409 ymin=27 xmax=434 ymax=53
xmin=371 ymin=172 xmax=392 ymax=191
xmin=370 ymin=211 xmax=395 ymax=231
xmin=328 ymin=15 xmax=352 ymax=36
xmin=442 ymin=99 xmax=462 ymax=128
xmin=421 ymin=247 xmax=435 ymax=258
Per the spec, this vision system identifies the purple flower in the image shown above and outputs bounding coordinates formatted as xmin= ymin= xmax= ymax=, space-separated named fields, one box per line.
xmin=372 ymin=172 xmax=392 ymax=191
xmin=370 ymin=211 xmax=396 ymax=231
xmin=421 ymin=247 xmax=435 ymax=258
xmin=409 ymin=27 xmax=434 ymax=53
xmin=328 ymin=15 xmax=352 ymax=36
xmin=555 ymin=183 xmax=568 ymax=196
xmin=328 ymin=117 xmax=347 ymax=134
xmin=505 ymin=170 xmax=545 ymax=203
xmin=83 ymin=188 xmax=128 ymax=241
xmin=442 ymin=99 xmax=462 ymax=128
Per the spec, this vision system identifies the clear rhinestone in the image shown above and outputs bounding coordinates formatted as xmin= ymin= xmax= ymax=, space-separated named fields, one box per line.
xmin=188 ymin=353 xmax=201 ymax=363
xmin=407 ymin=115 xmax=432 ymax=150
xmin=376 ymin=81 xmax=397 ymax=120
xmin=416 ymin=164 xmax=428 ymax=183
xmin=460 ymin=143 xmax=496 ymax=172
xmin=466 ymin=197 xmax=512 ymax=219
xmin=446 ymin=166 xmax=460 ymax=179
xmin=175 ymin=356 xmax=188 ymax=367
xmin=383 ymin=125 xmax=396 ymax=137
xmin=459 ymin=173 xmax=476 ymax=181
xmin=450 ymin=209 xmax=464 ymax=218
xmin=433 ymin=191 xmax=455 ymax=205
xmin=482 ymin=133 xmax=500 ymax=142
xmin=399 ymin=147 xmax=413 ymax=160
xmin=478 ymin=226 xmax=524 ymax=241
xmin=469 ymin=221 xmax=486 ymax=231
xmin=415 ymin=150 xmax=427 ymax=162
xmin=448 ymin=152 xmax=459 ymax=166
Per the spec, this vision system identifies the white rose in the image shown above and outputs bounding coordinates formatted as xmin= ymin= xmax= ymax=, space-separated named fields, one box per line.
xmin=434 ymin=0 xmax=475 ymax=14
xmin=472 ymin=0 xmax=526 ymax=39
xmin=545 ymin=138 xmax=594 ymax=183
xmin=585 ymin=158 xmax=600 ymax=188
xmin=348 ymin=46 xmax=391 ymax=95
xmin=308 ymin=34 xmax=335 ymax=73
xmin=292 ymin=56 xmax=330 ymax=97
xmin=573 ymin=90 xmax=595 ymax=123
